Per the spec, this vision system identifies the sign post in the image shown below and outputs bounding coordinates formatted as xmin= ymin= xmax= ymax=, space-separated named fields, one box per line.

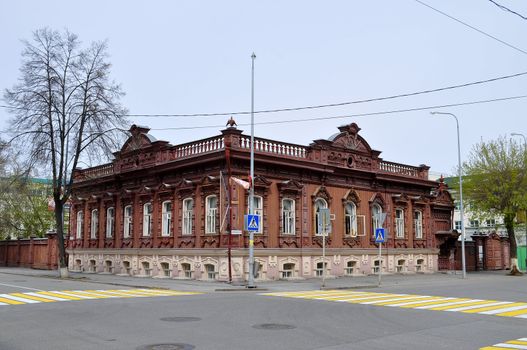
xmin=374 ymin=212 xmax=387 ymax=287
xmin=319 ymin=208 xmax=331 ymax=288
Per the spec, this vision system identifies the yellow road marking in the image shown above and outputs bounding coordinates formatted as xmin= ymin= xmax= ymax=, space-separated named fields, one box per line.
xmin=496 ymin=308 xmax=527 ymax=317
xmin=507 ymin=340 xmax=527 ymax=345
xmin=0 ymin=297 xmax=24 ymax=305
xmin=35 ymin=291 xmax=83 ymax=300
xmin=10 ymin=293 xmax=55 ymax=303
xmin=428 ymin=299 xmax=498 ymax=311
xmin=398 ymin=298 xmax=468 ymax=308
xmin=462 ymin=302 xmax=526 ymax=314
xmin=480 ymin=347 xmax=516 ymax=350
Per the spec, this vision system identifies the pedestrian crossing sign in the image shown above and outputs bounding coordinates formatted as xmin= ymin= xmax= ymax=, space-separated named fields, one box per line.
xmin=375 ymin=228 xmax=385 ymax=243
xmin=245 ymin=214 xmax=260 ymax=232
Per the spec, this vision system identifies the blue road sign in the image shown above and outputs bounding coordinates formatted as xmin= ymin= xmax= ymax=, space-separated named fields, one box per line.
xmin=245 ymin=214 xmax=260 ymax=232
xmin=375 ymin=228 xmax=385 ymax=243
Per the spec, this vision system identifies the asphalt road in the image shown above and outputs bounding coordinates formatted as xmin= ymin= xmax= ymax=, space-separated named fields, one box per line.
xmin=0 ymin=270 xmax=525 ymax=350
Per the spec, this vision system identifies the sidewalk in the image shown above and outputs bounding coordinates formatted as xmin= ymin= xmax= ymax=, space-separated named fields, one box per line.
xmin=1 ymin=266 xmax=524 ymax=296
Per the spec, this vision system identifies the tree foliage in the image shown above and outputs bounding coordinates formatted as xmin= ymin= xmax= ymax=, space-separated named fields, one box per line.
xmin=460 ymin=136 xmax=527 ymax=272
xmin=4 ymin=28 xmax=128 ymax=275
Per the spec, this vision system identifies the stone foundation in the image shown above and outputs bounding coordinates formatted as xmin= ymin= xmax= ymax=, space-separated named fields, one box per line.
xmin=67 ymin=248 xmax=438 ymax=281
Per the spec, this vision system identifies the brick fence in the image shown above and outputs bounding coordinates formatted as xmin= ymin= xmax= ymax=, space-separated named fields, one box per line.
xmin=0 ymin=232 xmax=59 ymax=270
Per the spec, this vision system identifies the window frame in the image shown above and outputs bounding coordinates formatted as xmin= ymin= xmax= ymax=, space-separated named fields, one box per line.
xmin=414 ymin=210 xmax=423 ymax=239
xmin=314 ymin=198 xmax=328 ymax=236
xmin=182 ymin=198 xmax=193 ymax=236
xmin=371 ymin=203 xmax=382 ymax=236
xmin=143 ymin=202 xmax=153 ymax=237
xmin=161 ymin=201 xmax=172 ymax=237
xmin=76 ymin=210 xmax=83 ymax=239
xmin=90 ymin=209 xmax=98 ymax=239
xmin=345 ymin=202 xmax=358 ymax=237
xmin=205 ymin=195 xmax=218 ymax=234
xmin=395 ymin=208 xmax=405 ymax=238
xmin=123 ymin=205 xmax=132 ymax=238
xmin=106 ymin=207 xmax=115 ymax=238
xmin=281 ymin=198 xmax=295 ymax=235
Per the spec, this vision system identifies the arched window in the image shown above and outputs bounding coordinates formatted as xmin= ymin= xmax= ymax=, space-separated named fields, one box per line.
xmin=395 ymin=208 xmax=405 ymax=238
xmin=106 ymin=207 xmax=114 ymax=238
xmin=123 ymin=205 xmax=132 ymax=238
xmin=76 ymin=210 xmax=83 ymax=239
xmin=345 ymin=202 xmax=357 ymax=237
xmin=205 ymin=195 xmax=218 ymax=234
xmin=282 ymin=198 xmax=295 ymax=235
xmin=372 ymin=203 xmax=382 ymax=236
xmin=314 ymin=198 xmax=328 ymax=236
xmin=90 ymin=209 xmax=98 ymax=239
xmin=182 ymin=198 xmax=193 ymax=235
xmin=143 ymin=203 xmax=153 ymax=236
xmin=161 ymin=201 xmax=172 ymax=237
xmin=414 ymin=210 xmax=423 ymax=239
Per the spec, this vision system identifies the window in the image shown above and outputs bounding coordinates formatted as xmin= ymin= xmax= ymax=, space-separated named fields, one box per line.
xmin=248 ymin=195 xmax=263 ymax=233
xmin=470 ymin=220 xmax=480 ymax=228
xmin=395 ymin=209 xmax=405 ymax=238
xmin=454 ymin=220 xmax=462 ymax=230
xmin=161 ymin=201 xmax=172 ymax=237
xmin=282 ymin=199 xmax=295 ymax=235
xmin=372 ymin=204 xmax=382 ymax=236
xmin=160 ymin=262 xmax=171 ymax=277
xmin=282 ymin=263 xmax=294 ymax=278
xmin=143 ymin=203 xmax=153 ymax=236
xmin=345 ymin=261 xmax=356 ymax=275
xmin=123 ymin=261 xmax=131 ymax=275
xmin=124 ymin=205 xmax=132 ymax=238
xmin=182 ymin=198 xmax=193 ymax=235
xmin=206 ymin=195 xmax=218 ymax=234
xmin=485 ymin=219 xmax=496 ymax=227
xmin=76 ymin=210 xmax=83 ymax=239
xmin=181 ymin=263 xmax=192 ymax=278
xmin=414 ymin=210 xmax=423 ymax=239
xmin=106 ymin=207 xmax=115 ymax=238
xmin=89 ymin=259 xmax=96 ymax=272
xmin=104 ymin=260 xmax=113 ymax=273
xmin=314 ymin=198 xmax=328 ymax=236
xmin=396 ymin=259 xmax=405 ymax=273
xmin=90 ymin=209 xmax=98 ymax=239
xmin=416 ymin=258 xmax=424 ymax=272
xmin=142 ymin=261 xmax=151 ymax=276
xmin=315 ymin=262 xmax=327 ymax=277
xmin=372 ymin=260 xmax=381 ymax=274
xmin=205 ymin=264 xmax=217 ymax=280
xmin=345 ymin=202 xmax=357 ymax=237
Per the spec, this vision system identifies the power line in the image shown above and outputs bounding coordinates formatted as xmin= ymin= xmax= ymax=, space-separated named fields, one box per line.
xmin=414 ymin=0 xmax=527 ymax=56
xmin=146 ymin=94 xmax=527 ymax=131
xmin=488 ymin=0 xmax=527 ymax=20
xmin=3 ymin=71 xmax=526 ymax=118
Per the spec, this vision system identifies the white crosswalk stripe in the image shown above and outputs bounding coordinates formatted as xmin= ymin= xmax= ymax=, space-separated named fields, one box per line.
xmin=0 ymin=294 xmax=41 ymax=304
xmin=0 ymin=289 xmax=202 ymax=307
xmin=24 ymin=292 xmax=69 ymax=302
xmin=262 ymin=290 xmax=527 ymax=320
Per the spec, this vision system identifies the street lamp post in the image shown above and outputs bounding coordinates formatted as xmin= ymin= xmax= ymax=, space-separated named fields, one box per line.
xmin=431 ymin=112 xmax=466 ymax=279
xmin=511 ymin=132 xmax=527 ymax=272
xmin=248 ymin=52 xmax=256 ymax=288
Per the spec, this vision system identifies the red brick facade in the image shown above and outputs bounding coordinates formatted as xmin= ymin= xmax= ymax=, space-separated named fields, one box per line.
xmin=67 ymin=122 xmax=455 ymax=281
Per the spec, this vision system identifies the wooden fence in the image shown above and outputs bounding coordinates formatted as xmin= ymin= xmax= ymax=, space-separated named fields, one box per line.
xmin=0 ymin=232 xmax=59 ymax=270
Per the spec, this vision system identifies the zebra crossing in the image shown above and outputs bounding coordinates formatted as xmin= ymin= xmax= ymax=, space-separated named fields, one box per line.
xmin=481 ymin=338 xmax=527 ymax=349
xmin=0 ymin=288 xmax=201 ymax=306
xmin=261 ymin=290 xmax=527 ymax=320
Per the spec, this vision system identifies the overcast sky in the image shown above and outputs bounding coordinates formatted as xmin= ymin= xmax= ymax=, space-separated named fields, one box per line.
xmin=1 ymin=0 xmax=526 ymax=176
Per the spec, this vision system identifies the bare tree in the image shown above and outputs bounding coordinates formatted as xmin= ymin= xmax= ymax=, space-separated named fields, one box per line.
xmin=4 ymin=28 xmax=128 ymax=277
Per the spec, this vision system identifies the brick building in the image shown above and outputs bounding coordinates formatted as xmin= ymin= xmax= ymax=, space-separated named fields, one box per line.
xmin=67 ymin=122 xmax=456 ymax=281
